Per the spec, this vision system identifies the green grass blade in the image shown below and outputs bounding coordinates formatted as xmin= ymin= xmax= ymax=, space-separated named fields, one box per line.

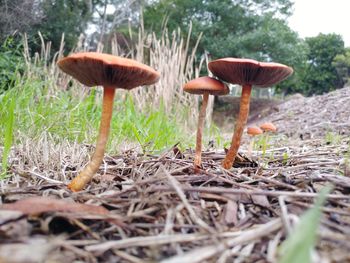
xmin=278 ymin=185 xmax=332 ymax=263
xmin=1 ymin=95 xmax=16 ymax=178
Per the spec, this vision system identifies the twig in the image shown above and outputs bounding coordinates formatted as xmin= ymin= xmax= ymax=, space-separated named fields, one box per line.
xmin=85 ymin=232 xmax=240 ymax=252
xmin=161 ymin=219 xmax=282 ymax=263
xmin=27 ymin=169 xmax=65 ymax=184
xmin=278 ymin=196 xmax=292 ymax=234
xmin=148 ymin=185 xmax=350 ymax=200
xmin=161 ymin=165 xmax=215 ymax=233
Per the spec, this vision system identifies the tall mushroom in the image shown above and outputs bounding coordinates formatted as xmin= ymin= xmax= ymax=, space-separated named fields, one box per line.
xmin=208 ymin=58 xmax=293 ymax=169
xmin=57 ymin=52 xmax=160 ymax=191
xmin=183 ymin=76 xmax=229 ymax=172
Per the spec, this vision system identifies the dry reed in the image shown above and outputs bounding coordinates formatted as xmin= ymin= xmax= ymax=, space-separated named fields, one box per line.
xmin=23 ymin=24 xmax=208 ymax=125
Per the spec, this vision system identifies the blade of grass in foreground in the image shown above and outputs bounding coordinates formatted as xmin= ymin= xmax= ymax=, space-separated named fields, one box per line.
xmin=1 ymin=94 xmax=15 ymax=179
xmin=278 ymin=185 xmax=332 ymax=263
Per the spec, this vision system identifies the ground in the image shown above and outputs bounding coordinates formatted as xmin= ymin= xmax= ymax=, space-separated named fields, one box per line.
xmin=1 ymin=87 xmax=350 ymax=263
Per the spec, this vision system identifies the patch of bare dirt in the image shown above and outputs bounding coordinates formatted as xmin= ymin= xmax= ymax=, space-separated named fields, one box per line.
xmin=215 ymin=86 xmax=350 ymax=139
xmin=258 ymin=86 xmax=350 ymax=139
xmin=213 ymin=96 xmax=281 ymax=130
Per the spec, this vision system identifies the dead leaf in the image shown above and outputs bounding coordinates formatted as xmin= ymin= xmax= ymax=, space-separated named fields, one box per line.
xmin=223 ymin=200 xmax=238 ymax=226
xmin=0 ymin=196 xmax=109 ymax=216
xmin=251 ymin=195 xmax=270 ymax=208
xmin=173 ymin=145 xmax=185 ymax=159
xmin=1 ymin=197 xmax=126 ymax=227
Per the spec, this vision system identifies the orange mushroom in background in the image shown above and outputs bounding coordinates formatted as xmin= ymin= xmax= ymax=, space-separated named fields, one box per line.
xmin=183 ymin=76 xmax=229 ymax=172
xmin=208 ymin=58 xmax=293 ymax=169
xmin=246 ymin=126 xmax=263 ymax=158
xmin=247 ymin=126 xmax=264 ymax=136
xmin=260 ymin=122 xmax=277 ymax=133
xmin=57 ymin=52 xmax=160 ymax=191
xmin=259 ymin=122 xmax=277 ymax=156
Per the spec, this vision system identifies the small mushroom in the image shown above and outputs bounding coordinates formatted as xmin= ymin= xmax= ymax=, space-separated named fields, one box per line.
xmin=246 ymin=126 xmax=263 ymax=158
xmin=259 ymin=122 xmax=277 ymax=156
xmin=260 ymin=122 xmax=277 ymax=133
xmin=247 ymin=126 xmax=263 ymax=136
xmin=183 ymin=76 xmax=229 ymax=172
xmin=208 ymin=58 xmax=293 ymax=169
xmin=57 ymin=52 xmax=160 ymax=191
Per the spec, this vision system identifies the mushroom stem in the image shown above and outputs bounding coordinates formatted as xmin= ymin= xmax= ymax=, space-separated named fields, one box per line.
xmin=194 ymin=92 xmax=209 ymax=172
xmin=222 ymin=85 xmax=252 ymax=169
xmin=68 ymin=86 xmax=116 ymax=191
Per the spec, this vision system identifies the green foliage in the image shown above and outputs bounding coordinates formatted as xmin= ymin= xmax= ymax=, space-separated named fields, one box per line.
xmin=0 ymin=88 xmax=16 ymax=178
xmin=324 ymin=132 xmax=342 ymax=145
xmin=333 ymin=47 xmax=350 ymax=85
xmin=278 ymin=186 xmax=332 ymax=263
xmin=0 ymin=35 xmax=25 ymax=93
xmin=114 ymin=96 xmax=188 ymax=153
xmin=302 ymin=33 xmax=345 ymax=96
xmin=30 ymin=0 xmax=92 ymax=53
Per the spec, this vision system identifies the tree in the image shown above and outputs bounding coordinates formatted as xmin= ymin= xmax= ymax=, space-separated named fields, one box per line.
xmin=144 ymin=0 xmax=294 ymax=56
xmin=333 ymin=47 xmax=350 ymax=85
xmin=30 ymin=0 xmax=92 ymax=53
xmin=143 ymin=0 xmax=306 ymax=94
xmin=0 ymin=0 xmax=94 ymax=54
xmin=87 ymin=0 xmax=144 ymax=50
xmin=302 ymin=33 xmax=345 ymax=95
xmin=0 ymin=0 xmax=42 ymax=40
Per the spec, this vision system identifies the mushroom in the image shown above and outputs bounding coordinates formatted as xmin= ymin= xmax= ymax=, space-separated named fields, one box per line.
xmin=247 ymin=126 xmax=264 ymax=136
xmin=246 ymin=126 xmax=263 ymax=158
xmin=183 ymin=76 xmax=229 ymax=172
xmin=259 ymin=122 xmax=277 ymax=156
xmin=57 ymin=52 xmax=160 ymax=191
xmin=208 ymin=58 xmax=293 ymax=169
xmin=260 ymin=122 xmax=277 ymax=133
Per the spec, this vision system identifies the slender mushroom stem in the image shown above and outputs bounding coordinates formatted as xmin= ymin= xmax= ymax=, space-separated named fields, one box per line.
xmin=222 ymin=85 xmax=252 ymax=169
xmin=68 ymin=86 xmax=116 ymax=191
xmin=194 ymin=92 xmax=209 ymax=172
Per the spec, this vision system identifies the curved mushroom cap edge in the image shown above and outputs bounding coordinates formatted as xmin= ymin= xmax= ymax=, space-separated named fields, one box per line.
xmin=57 ymin=52 xmax=160 ymax=89
xmin=183 ymin=76 xmax=229 ymax=96
xmin=208 ymin=57 xmax=293 ymax=88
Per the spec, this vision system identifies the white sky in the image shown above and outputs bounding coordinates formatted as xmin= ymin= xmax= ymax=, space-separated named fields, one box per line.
xmin=288 ymin=0 xmax=350 ymax=47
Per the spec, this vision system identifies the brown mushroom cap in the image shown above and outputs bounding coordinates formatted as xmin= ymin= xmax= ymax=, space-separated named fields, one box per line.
xmin=57 ymin=52 xmax=160 ymax=89
xmin=183 ymin=76 xmax=229 ymax=96
xmin=247 ymin=126 xmax=263 ymax=136
xmin=260 ymin=122 xmax=277 ymax=132
xmin=208 ymin=58 xmax=293 ymax=88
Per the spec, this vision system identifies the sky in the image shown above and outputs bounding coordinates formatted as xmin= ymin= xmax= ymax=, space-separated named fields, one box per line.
xmin=288 ymin=0 xmax=350 ymax=47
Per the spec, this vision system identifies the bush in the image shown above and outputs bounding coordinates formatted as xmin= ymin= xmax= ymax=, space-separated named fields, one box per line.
xmin=0 ymin=35 xmax=25 ymax=93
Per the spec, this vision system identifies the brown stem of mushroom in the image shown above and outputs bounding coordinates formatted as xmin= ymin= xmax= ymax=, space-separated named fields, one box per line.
xmin=222 ymin=85 xmax=252 ymax=169
xmin=194 ymin=92 xmax=209 ymax=173
xmin=68 ymin=86 xmax=116 ymax=191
